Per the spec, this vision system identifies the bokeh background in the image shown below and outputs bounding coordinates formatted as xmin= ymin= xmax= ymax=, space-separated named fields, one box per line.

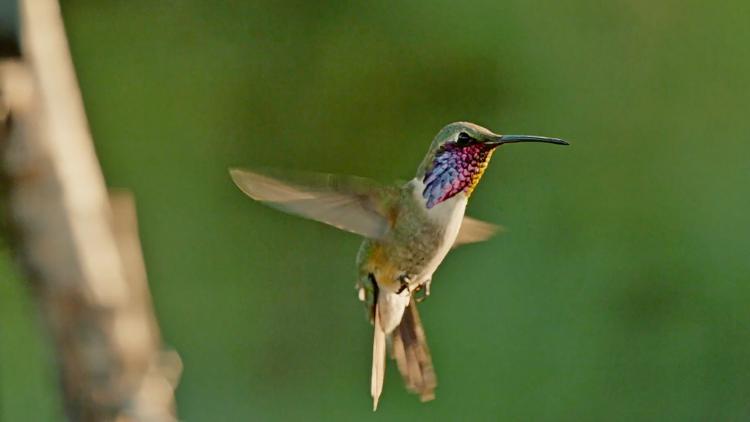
xmin=2 ymin=1 xmax=750 ymax=420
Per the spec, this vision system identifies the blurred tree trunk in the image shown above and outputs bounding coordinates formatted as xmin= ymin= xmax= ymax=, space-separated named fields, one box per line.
xmin=0 ymin=1 xmax=180 ymax=420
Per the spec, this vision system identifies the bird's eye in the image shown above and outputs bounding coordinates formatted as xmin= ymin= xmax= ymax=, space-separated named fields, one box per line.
xmin=456 ymin=132 xmax=472 ymax=146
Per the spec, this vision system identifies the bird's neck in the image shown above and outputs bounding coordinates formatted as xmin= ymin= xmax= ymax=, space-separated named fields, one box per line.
xmin=408 ymin=178 xmax=468 ymax=225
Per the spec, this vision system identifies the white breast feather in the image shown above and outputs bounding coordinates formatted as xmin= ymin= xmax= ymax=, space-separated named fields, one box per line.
xmin=410 ymin=179 xmax=467 ymax=284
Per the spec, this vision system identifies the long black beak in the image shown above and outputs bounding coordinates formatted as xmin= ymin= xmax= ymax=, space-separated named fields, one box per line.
xmin=489 ymin=134 xmax=569 ymax=146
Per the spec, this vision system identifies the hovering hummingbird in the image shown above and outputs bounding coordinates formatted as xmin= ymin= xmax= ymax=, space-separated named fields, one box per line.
xmin=229 ymin=122 xmax=568 ymax=410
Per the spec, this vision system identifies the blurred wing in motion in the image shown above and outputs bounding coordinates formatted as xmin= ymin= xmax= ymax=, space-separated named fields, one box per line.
xmin=452 ymin=216 xmax=502 ymax=248
xmin=391 ymin=299 xmax=437 ymax=402
xmin=229 ymin=167 xmax=398 ymax=239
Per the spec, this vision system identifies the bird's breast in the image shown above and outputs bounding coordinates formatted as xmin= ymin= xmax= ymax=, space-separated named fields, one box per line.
xmin=386 ymin=180 xmax=467 ymax=285
xmin=357 ymin=179 xmax=467 ymax=294
xmin=413 ymin=181 xmax=467 ymax=284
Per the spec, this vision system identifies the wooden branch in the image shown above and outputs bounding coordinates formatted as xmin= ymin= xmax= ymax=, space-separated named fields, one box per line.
xmin=0 ymin=1 xmax=181 ymax=420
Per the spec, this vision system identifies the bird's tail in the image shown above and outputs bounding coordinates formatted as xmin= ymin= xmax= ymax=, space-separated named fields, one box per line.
xmin=390 ymin=299 xmax=437 ymax=402
xmin=371 ymin=305 xmax=386 ymax=411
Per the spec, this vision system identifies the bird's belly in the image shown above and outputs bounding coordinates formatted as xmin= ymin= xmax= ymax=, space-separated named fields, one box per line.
xmin=412 ymin=197 xmax=466 ymax=285
xmin=386 ymin=190 xmax=466 ymax=288
xmin=357 ymin=183 xmax=467 ymax=293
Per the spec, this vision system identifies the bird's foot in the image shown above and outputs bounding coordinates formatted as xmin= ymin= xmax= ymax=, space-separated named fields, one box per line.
xmin=413 ymin=279 xmax=431 ymax=303
xmin=396 ymin=273 xmax=411 ymax=295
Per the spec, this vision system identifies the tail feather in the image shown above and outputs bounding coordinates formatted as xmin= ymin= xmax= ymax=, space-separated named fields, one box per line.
xmin=391 ymin=299 xmax=437 ymax=402
xmin=371 ymin=305 xmax=386 ymax=411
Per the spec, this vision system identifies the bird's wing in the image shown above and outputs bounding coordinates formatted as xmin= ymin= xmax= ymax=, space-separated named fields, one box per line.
xmin=452 ymin=216 xmax=502 ymax=248
xmin=390 ymin=299 xmax=436 ymax=402
xmin=229 ymin=167 xmax=398 ymax=239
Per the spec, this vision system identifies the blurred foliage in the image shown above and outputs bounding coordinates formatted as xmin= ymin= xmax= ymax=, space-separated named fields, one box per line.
xmin=2 ymin=0 xmax=750 ymax=420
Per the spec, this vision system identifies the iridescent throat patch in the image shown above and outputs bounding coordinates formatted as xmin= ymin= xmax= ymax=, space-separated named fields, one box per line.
xmin=422 ymin=143 xmax=495 ymax=208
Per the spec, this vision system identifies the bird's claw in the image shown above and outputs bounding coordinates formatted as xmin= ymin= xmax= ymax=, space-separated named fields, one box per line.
xmin=396 ymin=274 xmax=411 ymax=295
xmin=413 ymin=280 xmax=431 ymax=303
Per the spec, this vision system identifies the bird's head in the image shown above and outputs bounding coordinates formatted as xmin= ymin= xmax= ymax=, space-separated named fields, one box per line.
xmin=417 ymin=122 xmax=568 ymax=208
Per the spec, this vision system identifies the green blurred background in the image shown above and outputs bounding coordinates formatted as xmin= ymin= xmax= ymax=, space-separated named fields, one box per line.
xmin=2 ymin=0 xmax=750 ymax=420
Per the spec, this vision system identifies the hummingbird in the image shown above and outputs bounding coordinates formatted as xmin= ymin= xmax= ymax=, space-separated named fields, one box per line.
xmin=229 ymin=122 xmax=568 ymax=410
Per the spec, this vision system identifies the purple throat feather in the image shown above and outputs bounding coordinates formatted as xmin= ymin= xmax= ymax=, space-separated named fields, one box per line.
xmin=422 ymin=143 xmax=494 ymax=208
